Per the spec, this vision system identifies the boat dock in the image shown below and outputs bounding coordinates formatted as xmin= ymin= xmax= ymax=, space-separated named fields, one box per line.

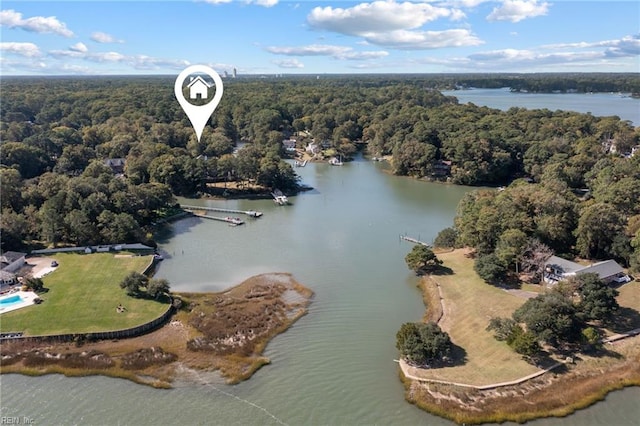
xmin=400 ymin=235 xmax=431 ymax=247
xmin=181 ymin=205 xmax=263 ymax=217
xmin=192 ymin=213 xmax=244 ymax=226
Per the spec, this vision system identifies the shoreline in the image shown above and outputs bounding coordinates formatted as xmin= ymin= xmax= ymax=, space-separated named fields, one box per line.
xmin=402 ymin=257 xmax=640 ymax=424
xmin=0 ymin=273 xmax=313 ymax=388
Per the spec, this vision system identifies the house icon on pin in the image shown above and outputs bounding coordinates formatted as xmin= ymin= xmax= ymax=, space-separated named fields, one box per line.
xmin=187 ymin=76 xmax=211 ymax=100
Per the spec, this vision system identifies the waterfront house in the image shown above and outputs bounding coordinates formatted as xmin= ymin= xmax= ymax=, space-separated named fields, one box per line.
xmin=306 ymin=142 xmax=320 ymax=155
xmin=544 ymin=255 xmax=629 ymax=284
xmin=0 ymin=251 xmax=26 ymax=273
xmin=0 ymin=270 xmax=17 ymax=288
xmin=282 ymin=139 xmax=297 ymax=152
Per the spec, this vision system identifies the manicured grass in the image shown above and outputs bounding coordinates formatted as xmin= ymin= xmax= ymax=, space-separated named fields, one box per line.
xmin=415 ymin=249 xmax=540 ymax=385
xmin=0 ymin=253 xmax=169 ymax=335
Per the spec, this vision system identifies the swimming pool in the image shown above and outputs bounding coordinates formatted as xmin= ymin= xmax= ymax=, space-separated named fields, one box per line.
xmin=0 ymin=294 xmax=23 ymax=305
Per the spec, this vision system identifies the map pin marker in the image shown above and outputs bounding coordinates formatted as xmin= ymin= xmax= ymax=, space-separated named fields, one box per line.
xmin=174 ymin=64 xmax=224 ymax=142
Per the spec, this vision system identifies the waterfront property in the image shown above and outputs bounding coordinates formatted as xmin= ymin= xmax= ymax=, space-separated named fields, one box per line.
xmin=544 ymin=255 xmax=630 ymax=285
xmin=0 ymin=251 xmax=27 ymax=291
xmin=0 ymin=253 xmax=168 ymax=335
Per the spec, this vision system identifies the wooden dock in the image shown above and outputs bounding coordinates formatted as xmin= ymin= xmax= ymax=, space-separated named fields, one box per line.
xmin=400 ymin=235 xmax=431 ymax=247
xmin=192 ymin=213 xmax=244 ymax=226
xmin=181 ymin=205 xmax=262 ymax=217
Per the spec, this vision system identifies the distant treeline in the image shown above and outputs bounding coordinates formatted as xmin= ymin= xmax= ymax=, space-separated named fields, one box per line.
xmin=1 ymin=74 xmax=638 ymax=253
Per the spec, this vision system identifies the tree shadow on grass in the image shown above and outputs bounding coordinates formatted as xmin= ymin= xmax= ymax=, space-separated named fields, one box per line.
xmin=581 ymin=346 xmax=625 ymax=360
xmin=447 ymin=342 xmax=468 ymax=367
xmin=431 ymin=265 xmax=454 ymax=276
xmin=608 ymin=307 xmax=640 ymax=334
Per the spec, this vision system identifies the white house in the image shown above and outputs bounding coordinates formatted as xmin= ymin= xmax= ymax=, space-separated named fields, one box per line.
xmin=544 ymin=255 xmax=630 ymax=285
xmin=187 ymin=76 xmax=211 ymax=99
xmin=306 ymin=142 xmax=320 ymax=154
xmin=282 ymin=139 xmax=297 ymax=151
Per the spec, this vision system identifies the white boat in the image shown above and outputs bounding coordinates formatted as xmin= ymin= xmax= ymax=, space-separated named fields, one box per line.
xmin=271 ymin=190 xmax=289 ymax=205
xmin=329 ymin=156 xmax=343 ymax=166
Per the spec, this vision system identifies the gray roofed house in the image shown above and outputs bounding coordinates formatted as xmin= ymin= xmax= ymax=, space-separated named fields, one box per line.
xmin=104 ymin=158 xmax=126 ymax=174
xmin=0 ymin=251 xmax=27 ymax=273
xmin=576 ymin=260 xmax=626 ymax=282
xmin=544 ymin=255 xmax=627 ymax=284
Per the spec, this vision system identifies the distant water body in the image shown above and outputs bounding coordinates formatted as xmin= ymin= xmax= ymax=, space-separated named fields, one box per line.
xmin=441 ymin=87 xmax=640 ymax=126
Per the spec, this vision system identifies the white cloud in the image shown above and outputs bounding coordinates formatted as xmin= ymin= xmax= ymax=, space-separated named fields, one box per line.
xmin=90 ymin=32 xmax=123 ymax=44
xmin=487 ymin=0 xmax=549 ymax=23
xmin=442 ymin=0 xmax=491 ymax=7
xmin=0 ymin=42 xmax=41 ymax=57
xmin=247 ymin=0 xmax=278 ymax=7
xmin=306 ymin=1 xmax=479 ymax=50
xmin=0 ymin=9 xmax=73 ymax=37
xmin=48 ymin=45 xmax=191 ymax=71
xmin=543 ymin=35 xmax=640 ymax=58
xmin=273 ymin=58 xmax=304 ymax=69
xmin=463 ymin=48 xmax=608 ymax=70
xmin=308 ymin=1 xmax=453 ymax=35
xmin=605 ymin=35 xmax=640 ymax=57
xmin=203 ymin=0 xmax=233 ymax=4
xmin=69 ymin=42 xmax=88 ymax=53
xmin=266 ymin=44 xmax=389 ymax=60
xmin=364 ymin=29 xmax=483 ymax=49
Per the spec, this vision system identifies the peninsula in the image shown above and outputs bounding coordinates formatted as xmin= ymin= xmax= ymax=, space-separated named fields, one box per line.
xmin=0 ymin=271 xmax=313 ymax=388
xmin=399 ymin=249 xmax=640 ymax=424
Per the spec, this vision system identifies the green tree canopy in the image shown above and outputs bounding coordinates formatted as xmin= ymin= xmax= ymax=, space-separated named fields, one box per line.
xmin=396 ymin=322 xmax=452 ymax=366
xmin=119 ymin=272 xmax=149 ymax=297
xmin=575 ymin=273 xmax=619 ymax=323
xmin=405 ymin=245 xmax=443 ymax=275
xmin=513 ymin=292 xmax=582 ymax=346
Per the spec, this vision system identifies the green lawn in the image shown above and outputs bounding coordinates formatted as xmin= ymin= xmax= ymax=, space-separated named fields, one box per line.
xmin=414 ymin=249 xmax=540 ymax=385
xmin=0 ymin=253 xmax=169 ymax=336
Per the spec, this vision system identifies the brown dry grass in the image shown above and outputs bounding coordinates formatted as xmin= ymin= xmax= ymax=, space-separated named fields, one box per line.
xmin=1 ymin=273 xmax=313 ymax=387
xmin=414 ymin=249 xmax=539 ymax=385
xmin=404 ymin=248 xmax=640 ymax=424
xmin=404 ymin=337 xmax=640 ymax=424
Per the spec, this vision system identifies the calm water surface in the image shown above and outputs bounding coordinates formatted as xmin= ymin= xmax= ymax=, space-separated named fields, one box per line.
xmin=442 ymin=87 xmax=640 ymax=126
xmin=2 ymin=160 xmax=639 ymax=423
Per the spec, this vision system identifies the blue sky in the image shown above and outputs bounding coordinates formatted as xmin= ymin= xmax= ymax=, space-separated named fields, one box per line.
xmin=1 ymin=1 xmax=638 ymax=75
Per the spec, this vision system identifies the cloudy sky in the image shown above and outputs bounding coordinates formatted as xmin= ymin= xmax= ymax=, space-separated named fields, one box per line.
xmin=1 ymin=1 xmax=638 ymax=75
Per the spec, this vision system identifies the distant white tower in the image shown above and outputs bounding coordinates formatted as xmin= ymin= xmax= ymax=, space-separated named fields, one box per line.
xmin=233 ymin=68 xmax=237 ymax=78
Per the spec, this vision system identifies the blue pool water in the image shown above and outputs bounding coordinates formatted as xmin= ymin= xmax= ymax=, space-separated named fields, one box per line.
xmin=0 ymin=294 xmax=23 ymax=305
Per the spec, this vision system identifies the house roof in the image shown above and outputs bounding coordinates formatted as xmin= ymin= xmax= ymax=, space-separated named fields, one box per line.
xmin=104 ymin=158 xmax=125 ymax=167
xmin=577 ymin=260 xmax=624 ymax=279
xmin=545 ymin=255 xmax=582 ymax=275
xmin=0 ymin=251 xmax=26 ymax=265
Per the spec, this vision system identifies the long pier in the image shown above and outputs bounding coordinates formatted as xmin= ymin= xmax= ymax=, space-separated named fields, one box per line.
xmin=192 ymin=213 xmax=244 ymax=226
xmin=181 ymin=205 xmax=263 ymax=217
xmin=400 ymin=235 xmax=431 ymax=247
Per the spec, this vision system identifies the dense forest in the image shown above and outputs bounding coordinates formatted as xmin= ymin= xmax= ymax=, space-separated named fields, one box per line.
xmin=1 ymin=73 xmax=638 ymax=254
